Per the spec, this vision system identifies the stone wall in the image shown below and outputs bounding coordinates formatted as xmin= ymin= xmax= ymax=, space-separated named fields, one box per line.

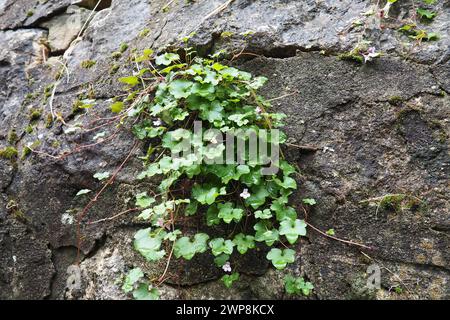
xmin=0 ymin=0 xmax=448 ymax=299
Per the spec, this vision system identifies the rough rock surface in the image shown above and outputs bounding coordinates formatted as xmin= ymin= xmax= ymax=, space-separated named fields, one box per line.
xmin=0 ymin=0 xmax=449 ymax=300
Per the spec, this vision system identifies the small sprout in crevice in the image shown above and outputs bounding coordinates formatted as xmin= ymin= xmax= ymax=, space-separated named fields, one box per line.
xmin=109 ymin=64 xmax=120 ymax=74
xmin=398 ymin=24 xmax=439 ymax=42
xmin=7 ymin=129 xmax=18 ymax=144
xmin=25 ymin=125 xmax=34 ymax=134
xmin=139 ymin=28 xmax=150 ymax=37
xmin=284 ymin=275 xmax=314 ymax=296
xmin=21 ymin=146 xmax=32 ymax=160
xmin=43 ymin=84 xmax=54 ymax=101
xmin=388 ymin=96 xmax=403 ymax=106
xmin=221 ymin=272 xmax=240 ymax=288
xmin=81 ymin=60 xmax=96 ymax=69
xmin=0 ymin=146 xmax=18 ymax=159
xmin=220 ymin=31 xmax=233 ymax=39
xmin=29 ymin=108 xmax=42 ymax=121
xmin=416 ymin=8 xmax=437 ymax=21
xmin=111 ymin=51 xmax=122 ymax=60
xmin=119 ymin=42 xmax=129 ymax=53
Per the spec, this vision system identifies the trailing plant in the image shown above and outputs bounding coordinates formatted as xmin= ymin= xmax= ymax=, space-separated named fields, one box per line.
xmin=284 ymin=275 xmax=314 ymax=297
xmin=105 ymin=47 xmax=307 ymax=296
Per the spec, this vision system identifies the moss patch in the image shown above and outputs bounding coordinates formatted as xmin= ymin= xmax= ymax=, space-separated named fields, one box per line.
xmin=0 ymin=147 xmax=18 ymax=159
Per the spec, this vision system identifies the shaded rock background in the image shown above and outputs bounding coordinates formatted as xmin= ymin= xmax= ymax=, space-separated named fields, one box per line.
xmin=0 ymin=0 xmax=449 ymax=299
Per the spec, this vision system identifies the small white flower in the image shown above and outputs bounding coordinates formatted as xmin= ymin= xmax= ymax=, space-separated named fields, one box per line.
xmin=240 ymin=188 xmax=251 ymax=199
xmin=61 ymin=213 xmax=74 ymax=225
xmin=210 ymin=137 xmax=218 ymax=144
xmin=255 ymin=107 xmax=262 ymax=114
xmin=153 ymin=119 xmax=162 ymax=127
xmin=222 ymin=261 xmax=232 ymax=273
xmin=362 ymin=47 xmax=380 ymax=63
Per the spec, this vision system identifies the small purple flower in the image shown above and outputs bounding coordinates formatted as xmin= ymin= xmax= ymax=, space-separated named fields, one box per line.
xmin=240 ymin=188 xmax=251 ymax=199
xmin=255 ymin=107 xmax=262 ymax=114
xmin=222 ymin=261 xmax=232 ymax=273
xmin=156 ymin=218 xmax=164 ymax=228
xmin=362 ymin=47 xmax=380 ymax=63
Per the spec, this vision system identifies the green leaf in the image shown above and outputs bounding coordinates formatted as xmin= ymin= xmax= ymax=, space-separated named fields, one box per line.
xmin=173 ymin=233 xmax=209 ymax=260
xmin=270 ymin=200 xmax=297 ymax=222
xmin=279 ymin=219 xmax=307 ymax=244
xmin=209 ymin=238 xmax=234 ymax=256
xmin=266 ymin=248 xmax=295 ymax=270
xmin=274 ymin=176 xmax=297 ymax=190
xmin=254 ymin=221 xmax=279 ymax=246
xmin=192 ymin=184 xmax=226 ymax=205
xmin=217 ymin=202 xmax=244 ymax=224
xmin=110 ymin=101 xmax=124 ymax=113
xmin=134 ymin=228 xmax=166 ymax=261
xmin=191 ymin=82 xmax=215 ymax=97
xmin=133 ymin=284 xmax=160 ymax=300
xmin=76 ymin=189 xmax=91 ymax=196
xmin=135 ymin=192 xmax=156 ymax=208
xmin=326 ymin=228 xmax=335 ymax=236
xmin=169 ymin=79 xmax=193 ymax=99
xmin=155 ymin=53 xmax=180 ymax=66
xmin=302 ymin=198 xmax=317 ymax=206
xmin=221 ymin=272 xmax=239 ymax=288
xmin=232 ymin=233 xmax=255 ymax=254
xmin=248 ymin=76 xmax=268 ymax=90
xmin=122 ymin=268 xmax=144 ymax=293
xmin=164 ymin=230 xmax=182 ymax=241
xmin=93 ymin=171 xmax=110 ymax=181
xmin=206 ymin=205 xmax=221 ymax=226
xmin=185 ymin=201 xmax=198 ymax=216
xmin=137 ymin=163 xmax=162 ymax=180
xmin=228 ymin=113 xmax=250 ymax=126
xmin=119 ymin=76 xmax=139 ymax=86
xmin=279 ymin=160 xmax=296 ymax=176
xmin=245 ymin=185 xmax=270 ymax=209
xmin=417 ymin=8 xmax=437 ymax=20
xmin=284 ymin=275 xmax=314 ymax=296
xmin=254 ymin=209 xmax=272 ymax=219
xmin=214 ymin=254 xmax=230 ymax=267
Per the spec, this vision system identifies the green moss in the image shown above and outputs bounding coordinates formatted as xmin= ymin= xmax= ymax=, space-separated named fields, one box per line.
xmin=338 ymin=53 xmax=364 ymax=64
xmin=45 ymin=113 xmax=53 ymax=128
xmin=44 ymin=84 xmax=54 ymax=101
xmin=81 ymin=60 xmax=96 ymax=69
xmin=8 ymin=129 xmax=18 ymax=144
xmin=51 ymin=140 xmax=61 ymax=148
xmin=13 ymin=209 xmax=26 ymax=221
xmin=109 ymin=64 xmax=120 ymax=75
xmin=21 ymin=146 xmax=31 ymax=160
xmin=26 ymin=10 xmax=34 ymax=17
xmin=71 ymin=99 xmax=85 ymax=115
xmin=388 ymin=96 xmax=403 ymax=106
xmin=139 ymin=28 xmax=150 ymax=37
xmin=111 ymin=51 xmax=122 ymax=60
xmin=29 ymin=108 xmax=42 ymax=121
xmin=0 ymin=147 xmax=18 ymax=159
xmin=25 ymin=124 xmax=34 ymax=134
xmin=119 ymin=43 xmax=129 ymax=53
